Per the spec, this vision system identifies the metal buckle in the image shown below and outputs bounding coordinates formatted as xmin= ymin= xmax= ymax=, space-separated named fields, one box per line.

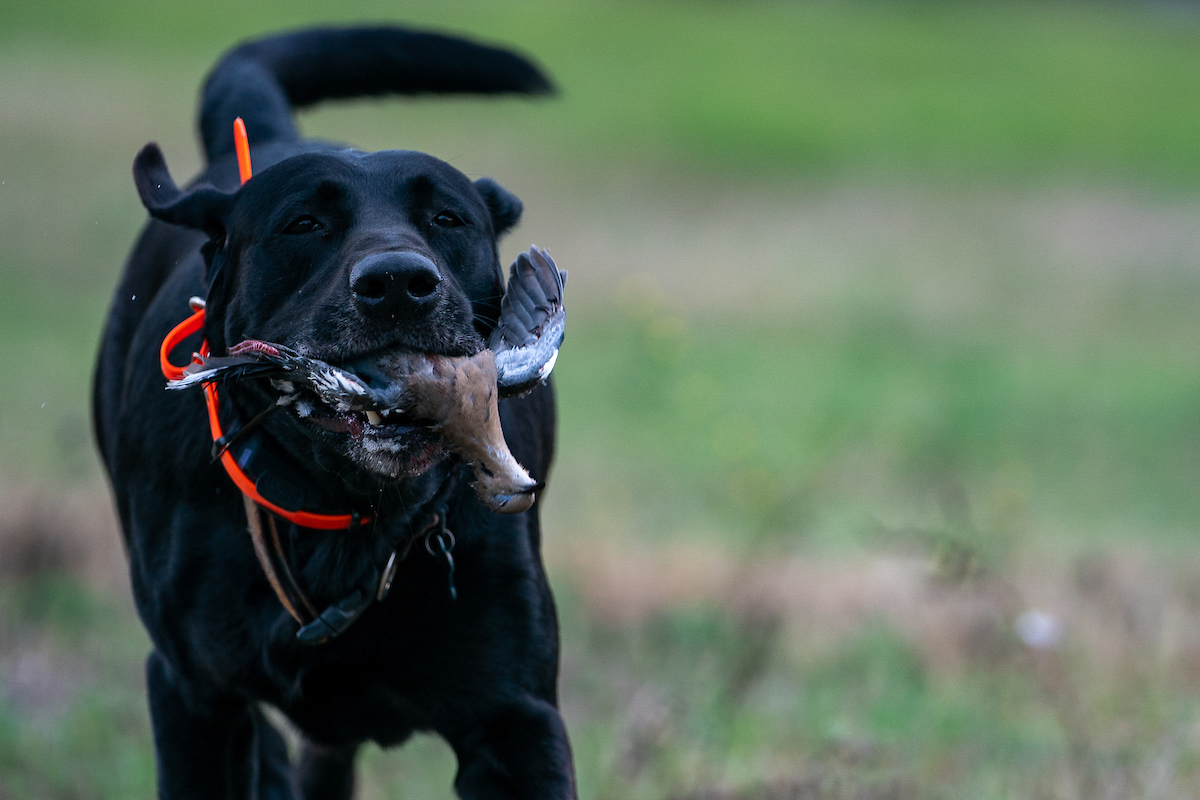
xmin=376 ymin=550 xmax=399 ymax=602
xmin=424 ymin=520 xmax=457 ymax=601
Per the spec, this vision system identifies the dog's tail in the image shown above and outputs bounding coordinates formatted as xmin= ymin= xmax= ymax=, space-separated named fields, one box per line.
xmin=199 ymin=26 xmax=554 ymax=165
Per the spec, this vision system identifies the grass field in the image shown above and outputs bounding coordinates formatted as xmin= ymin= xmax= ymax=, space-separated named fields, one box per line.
xmin=2 ymin=2 xmax=1200 ymax=798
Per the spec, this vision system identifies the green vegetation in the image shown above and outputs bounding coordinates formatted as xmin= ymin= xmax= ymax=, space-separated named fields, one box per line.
xmin=3 ymin=1 xmax=1200 ymax=798
xmin=5 ymin=0 xmax=1200 ymax=182
xmin=558 ymin=311 xmax=1200 ymax=549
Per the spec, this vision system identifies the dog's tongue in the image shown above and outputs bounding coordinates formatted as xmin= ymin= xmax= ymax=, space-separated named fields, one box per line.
xmin=381 ymin=350 xmax=537 ymax=514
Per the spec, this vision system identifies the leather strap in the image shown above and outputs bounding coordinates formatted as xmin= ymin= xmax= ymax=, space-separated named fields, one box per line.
xmin=240 ymin=462 xmax=468 ymax=643
xmin=243 ymin=494 xmax=317 ymax=626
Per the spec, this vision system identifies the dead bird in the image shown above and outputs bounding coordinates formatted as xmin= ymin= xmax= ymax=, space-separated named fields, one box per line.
xmin=170 ymin=245 xmax=566 ymax=514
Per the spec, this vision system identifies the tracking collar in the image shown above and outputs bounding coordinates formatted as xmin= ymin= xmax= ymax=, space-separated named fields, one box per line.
xmin=159 ymin=118 xmax=371 ymax=531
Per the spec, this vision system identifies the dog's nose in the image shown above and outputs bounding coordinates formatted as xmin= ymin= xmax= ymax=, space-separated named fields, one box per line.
xmin=350 ymin=252 xmax=442 ymax=319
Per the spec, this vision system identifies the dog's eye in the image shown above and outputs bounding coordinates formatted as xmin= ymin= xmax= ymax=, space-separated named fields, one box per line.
xmin=283 ymin=215 xmax=324 ymax=235
xmin=432 ymin=211 xmax=465 ymax=229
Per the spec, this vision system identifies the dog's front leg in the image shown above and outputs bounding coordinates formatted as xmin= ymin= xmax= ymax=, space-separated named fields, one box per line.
xmin=449 ymin=699 xmax=577 ymax=800
xmin=147 ymin=651 xmax=290 ymax=800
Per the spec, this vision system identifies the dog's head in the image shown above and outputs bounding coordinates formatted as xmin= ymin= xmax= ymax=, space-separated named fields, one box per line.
xmin=135 ymin=143 xmax=525 ymax=486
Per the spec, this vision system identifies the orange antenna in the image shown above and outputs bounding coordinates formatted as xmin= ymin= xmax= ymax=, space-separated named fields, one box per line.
xmin=233 ymin=117 xmax=252 ymax=184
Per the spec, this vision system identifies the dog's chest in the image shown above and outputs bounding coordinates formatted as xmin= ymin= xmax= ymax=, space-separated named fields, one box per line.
xmin=257 ymin=538 xmax=542 ymax=746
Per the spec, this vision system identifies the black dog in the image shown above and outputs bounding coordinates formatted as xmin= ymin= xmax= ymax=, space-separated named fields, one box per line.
xmin=93 ymin=27 xmax=575 ymax=799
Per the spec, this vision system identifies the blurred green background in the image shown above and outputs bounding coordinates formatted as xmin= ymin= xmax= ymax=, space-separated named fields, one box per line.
xmin=3 ymin=1 xmax=1200 ymax=798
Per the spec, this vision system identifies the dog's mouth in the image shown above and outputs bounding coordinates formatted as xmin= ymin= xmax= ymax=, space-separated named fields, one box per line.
xmin=260 ymin=345 xmax=447 ymax=475
xmin=278 ymin=350 xmax=433 ymax=440
xmin=304 ymin=405 xmax=421 ymax=439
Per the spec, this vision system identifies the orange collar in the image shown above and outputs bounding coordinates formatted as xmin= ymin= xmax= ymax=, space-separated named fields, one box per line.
xmin=156 ymin=117 xmax=367 ymax=531
xmin=160 ymin=304 xmax=369 ymax=531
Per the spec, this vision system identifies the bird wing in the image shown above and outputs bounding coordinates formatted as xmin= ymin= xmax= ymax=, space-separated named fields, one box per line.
xmin=168 ymin=354 xmax=285 ymax=389
xmin=168 ymin=345 xmax=377 ymax=411
xmin=490 ymin=245 xmax=566 ymax=397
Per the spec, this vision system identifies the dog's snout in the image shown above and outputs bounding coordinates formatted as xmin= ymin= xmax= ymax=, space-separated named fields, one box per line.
xmin=350 ymin=252 xmax=442 ymax=318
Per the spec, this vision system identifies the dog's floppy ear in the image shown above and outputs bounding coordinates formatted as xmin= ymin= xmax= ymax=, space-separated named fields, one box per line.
xmin=133 ymin=143 xmax=233 ymax=237
xmin=475 ymin=177 xmax=523 ymax=238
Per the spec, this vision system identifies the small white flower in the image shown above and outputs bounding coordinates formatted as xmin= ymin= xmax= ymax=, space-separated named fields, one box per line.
xmin=1015 ymin=609 xmax=1062 ymax=650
